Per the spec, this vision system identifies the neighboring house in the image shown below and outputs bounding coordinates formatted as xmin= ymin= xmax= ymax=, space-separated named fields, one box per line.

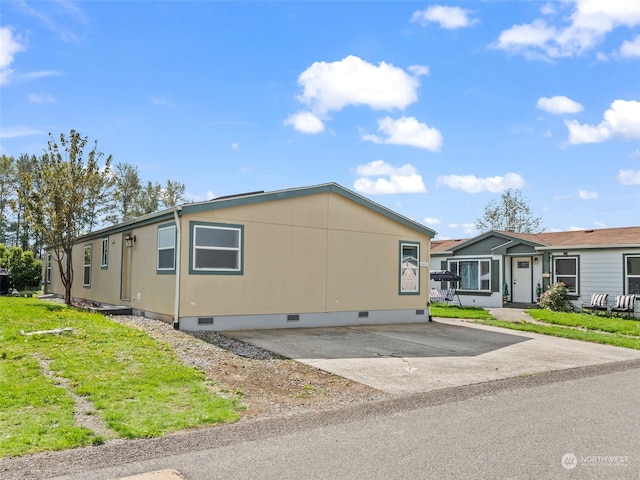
xmin=45 ymin=183 xmax=436 ymax=331
xmin=430 ymin=227 xmax=640 ymax=316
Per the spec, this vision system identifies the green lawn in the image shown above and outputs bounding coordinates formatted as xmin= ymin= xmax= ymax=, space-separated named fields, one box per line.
xmin=431 ymin=303 xmax=640 ymax=350
xmin=0 ymin=297 xmax=240 ymax=457
xmin=429 ymin=303 xmax=494 ymax=320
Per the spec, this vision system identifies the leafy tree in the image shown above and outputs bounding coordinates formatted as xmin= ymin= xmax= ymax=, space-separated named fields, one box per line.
xmin=0 ymin=155 xmax=17 ymax=246
xmin=109 ymin=163 xmax=186 ymax=223
xmin=161 ymin=179 xmax=186 ymax=208
xmin=18 ymin=130 xmax=113 ymax=304
xmin=134 ymin=180 xmax=162 ymax=217
xmin=9 ymin=154 xmax=42 ymax=253
xmin=0 ymin=244 xmax=42 ymax=291
xmin=109 ymin=162 xmax=142 ymax=223
xmin=475 ymin=189 xmax=543 ymax=233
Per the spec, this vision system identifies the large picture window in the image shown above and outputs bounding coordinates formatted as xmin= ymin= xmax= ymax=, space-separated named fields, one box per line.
xmin=553 ymin=256 xmax=578 ymax=293
xmin=157 ymin=224 xmax=176 ymax=272
xmin=192 ymin=223 xmax=243 ymax=273
xmin=449 ymin=260 xmax=491 ymax=291
xmin=400 ymin=242 xmax=420 ymax=294
xmin=83 ymin=245 xmax=92 ymax=287
xmin=625 ymin=255 xmax=640 ymax=295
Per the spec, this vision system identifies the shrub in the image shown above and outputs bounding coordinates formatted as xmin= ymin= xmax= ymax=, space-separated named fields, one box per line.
xmin=538 ymin=282 xmax=572 ymax=312
xmin=0 ymin=245 xmax=43 ymax=291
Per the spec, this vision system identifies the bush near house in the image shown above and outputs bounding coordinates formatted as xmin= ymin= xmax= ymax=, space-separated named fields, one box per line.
xmin=537 ymin=282 xmax=572 ymax=312
xmin=0 ymin=245 xmax=42 ymax=291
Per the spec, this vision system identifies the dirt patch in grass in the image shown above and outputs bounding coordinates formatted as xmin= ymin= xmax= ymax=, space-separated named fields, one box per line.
xmin=110 ymin=315 xmax=390 ymax=421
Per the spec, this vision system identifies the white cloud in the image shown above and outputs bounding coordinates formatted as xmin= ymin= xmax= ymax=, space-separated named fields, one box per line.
xmin=151 ymin=97 xmax=174 ymax=107
xmin=185 ymin=190 xmax=216 ymax=202
xmin=353 ymin=160 xmax=426 ymax=195
xmin=540 ymin=3 xmax=556 ymax=16
xmin=578 ymin=189 xmax=599 ymax=199
xmin=565 ymin=99 xmax=640 ymax=144
xmin=620 ymin=35 xmax=640 ymax=58
xmin=407 ymin=65 xmax=430 ymax=77
xmin=28 ymin=92 xmax=55 ymax=103
xmin=617 ymin=169 xmax=640 ymax=185
xmin=494 ymin=0 xmax=640 ymax=59
xmin=0 ymin=125 xmax=42 ymax=139
xmin=537 ymin=95 xmax=584 ymax=114
xmin=411 ymin=5 xmax=477 ymax=29
xmin=284 ymin=111 xmax=325 ymax=134
xmin=19 ymin=70 xmax=62 ymax=81
xmin=294 ymin=55 xmax=420 ymax=115
xmin=461 ymin=223 xmax=477 ymax=235
xmin=231 ymin=143 xmax=239 ymax=151
xmin=423 ymin=217 xmax=441 ymax=225
xmin=436 ymin=172 xmax=525 ymax=193
xmin=362 ymin=116 xmax=443 ymax=151
xmin=0 ymin=27 xmax=26 ymax=85
xmin=593 ymin=221 xmax=607 ymax=228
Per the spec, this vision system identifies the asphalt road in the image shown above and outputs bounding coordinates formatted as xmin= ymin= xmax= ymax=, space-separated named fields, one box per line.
xmin=3 ymin=360 xmax=639 ymax=480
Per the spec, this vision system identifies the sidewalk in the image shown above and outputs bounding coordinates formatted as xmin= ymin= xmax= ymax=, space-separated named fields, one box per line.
xmin=486 ymin=307 xmax=534 ymax=323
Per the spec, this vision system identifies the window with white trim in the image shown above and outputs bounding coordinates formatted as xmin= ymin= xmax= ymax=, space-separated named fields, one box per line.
xmin=193 ymin=224 xmax=242 ymax=272
xmin=157 ymin=225 xmax=176 ymax=271
xmin=553 ymin=256 xmax=578 ymax=293
xmin=400 ymin=242 xmax=420 ymax=294
xmin=46 ymin=254 xmax=52 ymax=283
xmin=83 ymin=245 xmax=92 ymax=287
xmin=101 ymin=238 xmax=109 ymax=268
xmin=625 ymin=255 xmax=640 ymax=295
xmin=449 ymin=260 xmax=491 ymax=291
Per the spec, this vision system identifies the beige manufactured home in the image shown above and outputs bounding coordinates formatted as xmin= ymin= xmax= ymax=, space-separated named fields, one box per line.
xmin=45 ymin=183 xmax=436 ymax=330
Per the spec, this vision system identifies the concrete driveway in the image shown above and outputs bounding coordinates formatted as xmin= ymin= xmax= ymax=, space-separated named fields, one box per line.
xmin=227 ymin=318 xmax=640 ymax=394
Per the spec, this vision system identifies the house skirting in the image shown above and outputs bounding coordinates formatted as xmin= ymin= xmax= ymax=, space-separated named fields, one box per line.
xmin=179 ymin=308 xmax=430 ymax=331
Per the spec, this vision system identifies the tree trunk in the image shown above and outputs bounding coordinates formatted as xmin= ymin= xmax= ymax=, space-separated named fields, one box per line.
xmin=64 ymin=251 xmax=73 ymax=305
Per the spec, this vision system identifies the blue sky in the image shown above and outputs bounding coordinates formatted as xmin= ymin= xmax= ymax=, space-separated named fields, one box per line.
xmin=1 ymin=1 xmax=639 ymax=240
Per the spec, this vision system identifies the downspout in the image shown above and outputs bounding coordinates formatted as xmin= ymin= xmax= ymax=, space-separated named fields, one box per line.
xmin=173 ymin=206 xmax=182 ymax=329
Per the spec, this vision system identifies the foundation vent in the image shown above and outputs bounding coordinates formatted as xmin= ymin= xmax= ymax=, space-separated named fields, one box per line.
xmin=287 ymin=314 xmax=300 ymax=322
xmin=198 ymin=317 xmax=214 ymax=325
xmin=416 ymin=309 xmax=425 ymax=315
xmin=358 ymin=311 xmax=369 ymax=318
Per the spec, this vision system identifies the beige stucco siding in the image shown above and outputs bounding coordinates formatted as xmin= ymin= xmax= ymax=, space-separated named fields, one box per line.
xmin=125 ymin=224 xmax=176 ymax=316
xmin=179 ymin=192 xmax=430 ymax=317
xmin=45 ymin=187 xmax=432 ymax=324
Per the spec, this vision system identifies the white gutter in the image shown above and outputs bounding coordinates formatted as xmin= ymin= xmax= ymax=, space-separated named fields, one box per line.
xmin=173 ymin=206 xmax=182 ymax=329
xmin=535 ymin=243 xmax=640 ymax=251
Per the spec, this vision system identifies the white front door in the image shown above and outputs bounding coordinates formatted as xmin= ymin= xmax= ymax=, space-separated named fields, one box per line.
xmin=512 ymin=257 xmax=532 ymax=303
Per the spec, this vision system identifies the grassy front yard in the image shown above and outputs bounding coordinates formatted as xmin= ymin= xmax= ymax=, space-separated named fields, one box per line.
xmin=0 ymin=297 xmax=239 ymax=457
xmin=430 ymin=303 xmax=640 ymax=350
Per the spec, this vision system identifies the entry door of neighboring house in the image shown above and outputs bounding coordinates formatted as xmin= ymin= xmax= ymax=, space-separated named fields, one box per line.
xmin=512 ymin=257 xmax=532 ymax=303
xmin=121 ymin=235 xmax=132 ymax=301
